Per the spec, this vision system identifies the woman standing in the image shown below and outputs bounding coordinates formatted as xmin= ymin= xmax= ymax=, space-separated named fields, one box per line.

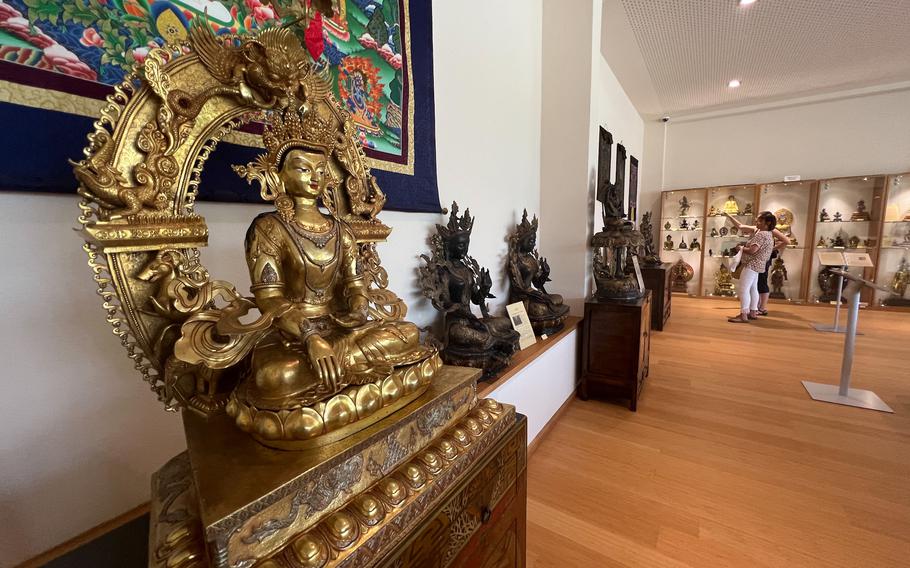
xmin=727 ymin=213 xmax=791 ymax=316
xmin=723 ymin=211 xmax=783 ymax=323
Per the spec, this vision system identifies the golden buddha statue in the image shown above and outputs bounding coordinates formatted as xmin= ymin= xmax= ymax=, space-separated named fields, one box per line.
xmin=722 ymin=195 xmax=740 ymax=215
xmin=714 ymin=263 xmax=735 ymax=296
xmin=885 ymin=257 xmax=910 ymax=306
xmin=171 ymin=106 xmax=439 ymax=448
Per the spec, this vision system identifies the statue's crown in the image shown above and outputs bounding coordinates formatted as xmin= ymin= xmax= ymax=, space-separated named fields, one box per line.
xmin=515 ymin=209 xmax=539 ymax=237
xmin=263 ymin=105 xmax=339 ymax=166
xmin=437 ymin=201 xmax=474 ymax=238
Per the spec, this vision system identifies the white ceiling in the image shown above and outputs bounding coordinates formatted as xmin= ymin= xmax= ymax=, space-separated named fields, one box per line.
xmin=604 ymin=0 xmax=910 ymax=118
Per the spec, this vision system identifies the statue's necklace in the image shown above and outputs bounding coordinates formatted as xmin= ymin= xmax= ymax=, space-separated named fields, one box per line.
xmin=288 ymin=217 xmax=335 ymax=249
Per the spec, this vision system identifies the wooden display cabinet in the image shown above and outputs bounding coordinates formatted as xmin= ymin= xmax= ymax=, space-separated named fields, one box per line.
xmin=641 ymin=263 xmax=671 ymax=330
xmin=579 ymin=292 xmax=651 ymax=411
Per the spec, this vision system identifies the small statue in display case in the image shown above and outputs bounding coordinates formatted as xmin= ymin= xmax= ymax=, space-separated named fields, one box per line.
xmin=851 ymin=200 xmax=871 ymax=222
xmin=743 ymin=202 xmax=753 ymax=216
xmin=722 ymin=195 xmax=740 ymax=215
xmin=819 ymin=208 xmax=830 ymax=222
xmin=818 ymin=266 xmax=846 ymax=303
xmin=639 ymin=212 xmax=662 ymax=266
xmin=722 ymin=248 xmax=730 ymax=257
xmin=664 ymin=235 xmax=675 ymax=250
xmin=507 ymin=210 xmax=570 ymax=335
xmin=692 ymin=219 xmax=700 ymax=230
xmin=770 ymin=257 xmax=788 ymax=299
xmin=713 ymin=264 xmax=735 ymax=297
xmin=832 ymin=234 xmax=846 ymax=248
xmin=730 ymin=225 xmax=739 ymax=236
xmin=719 ymin=227 xmax=729 ymax=237
xmin=679 ymin=196 xmax=690 ymax=216
xmin=848 ymin=235 xmax=861 ymax=249
xmin=664 ymin=221 xmax=672 ymax=230
xmin=710 ymin=227 xmax=719 ymax=237
xmin=680 ymin=218 xmax=690 ymax=230
xmin=864 ymin=238 xmax=877 ymax=248
xmin=690 ymin=237 xmax=701 ymax=251
xmin=419 ymin=202 xmax=520 ymax=378
xmin=708 ymin=205 xmax=718 ymax=217
xmin=884 ymin=257 xmax=910 ymax=306
xmin=709 ymin=249 xmax=714 ymax=257
xmin=670 ymin=259 xmax=694 ymax=293
xmin=816 ymin=236 xmax=827 ymax=248
xmin=833 ymin=211 xmax=843 ymax=222
xmin=679 ymin=236 xmax=688 ymax=250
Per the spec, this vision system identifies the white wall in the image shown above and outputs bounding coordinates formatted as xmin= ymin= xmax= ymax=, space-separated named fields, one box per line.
xmin=0 ymin=2 xmax=543 ymax=565
xmin=487 ymin=330 xmax=578 ymax=444
xmin=595 ymin=54 xmax=645 ymax=220
xmin=662 ymin=87 xmax=910 ymax=190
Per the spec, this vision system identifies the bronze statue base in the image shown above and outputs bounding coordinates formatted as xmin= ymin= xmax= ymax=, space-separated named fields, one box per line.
xmin=441 ymin=346 xmax=515 ymax=381
xmin=884 ymin=297 xmax=910 ymax=307
xmin=850 ymin=213 xmax=871 ymax=222
xmin=149 ymin=365 xmax=520 ymax=567
xmin=529 ymin=315 xmax=567 ymax=336
xmin=594 ymin=275 xmax=644 ymax=301
xmin=770 ymin=292 xmax=787 ymax=299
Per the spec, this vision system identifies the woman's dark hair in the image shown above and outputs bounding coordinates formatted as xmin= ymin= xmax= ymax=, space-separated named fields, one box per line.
xmin=758 ymin=211 xmax=777 ymax=230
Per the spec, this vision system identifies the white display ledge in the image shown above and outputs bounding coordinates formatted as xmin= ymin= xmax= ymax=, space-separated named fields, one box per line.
xmin=479 ymin=316 xmax=581 ymax=452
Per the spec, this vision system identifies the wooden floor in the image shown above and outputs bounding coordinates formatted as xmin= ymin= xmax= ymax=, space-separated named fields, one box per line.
xmin=526 ymin=297 xmax=910 ymax=568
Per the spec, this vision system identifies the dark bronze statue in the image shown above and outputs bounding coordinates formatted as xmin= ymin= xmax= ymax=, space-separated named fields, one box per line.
xmin=507 ymin=210 xmax=569 ymax=335
xmin=639 ymin=212 xmax=661 ymax=266
xmin=592 ymin=127 xmax=643 ymax=300
xmin=419 ymin=202 xmax=519 ymax=378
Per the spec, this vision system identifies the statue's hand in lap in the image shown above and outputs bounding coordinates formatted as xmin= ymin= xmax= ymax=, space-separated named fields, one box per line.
xmin=332 ymin=307 xmax=369 ymax=329
xmin=306 ymin=334 xmax=342 ymax=391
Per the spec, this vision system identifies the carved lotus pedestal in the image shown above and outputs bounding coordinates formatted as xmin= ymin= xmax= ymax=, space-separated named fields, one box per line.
xmin=148 ymin=366 xmax=527 ymax=568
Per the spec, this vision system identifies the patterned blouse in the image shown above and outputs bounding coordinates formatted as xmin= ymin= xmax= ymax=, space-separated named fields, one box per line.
xmin=743 ymin=231 xmax=774 ymax=273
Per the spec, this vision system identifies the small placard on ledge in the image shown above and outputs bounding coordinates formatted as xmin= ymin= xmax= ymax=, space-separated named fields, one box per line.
xmin=506 ymin=302 xmax=538 ymax=350
xmin=783 ymin=175 xmax=801 ymax=182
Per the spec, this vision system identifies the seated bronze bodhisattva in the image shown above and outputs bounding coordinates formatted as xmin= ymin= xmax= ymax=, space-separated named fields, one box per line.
xmin=507 ymin=210 xmax=569 ymax=335
xmin=419 ymin=203 xmax=519 ymax=379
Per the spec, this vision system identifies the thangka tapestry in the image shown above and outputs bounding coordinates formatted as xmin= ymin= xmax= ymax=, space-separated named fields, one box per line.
xmin=0 ymin=0 xmax=440 ymax=212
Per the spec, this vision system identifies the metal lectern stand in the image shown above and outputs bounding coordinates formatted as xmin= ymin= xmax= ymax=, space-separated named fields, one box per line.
xmin=802 ymin=270 xmax=893 ymax=413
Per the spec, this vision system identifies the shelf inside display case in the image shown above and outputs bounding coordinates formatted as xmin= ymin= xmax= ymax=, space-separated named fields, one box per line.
xmin=810 ymin=176 xmax=885 ymax=304
xmin=755 ymin=180 xmax=815 ymax=301
xmin=659 ymin=188 xmax=707 ymax=296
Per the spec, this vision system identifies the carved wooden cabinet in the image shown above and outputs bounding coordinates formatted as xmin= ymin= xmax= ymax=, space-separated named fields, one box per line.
xmin=579 ymin=292 xmax=651 ymax=411
xmin=641 ymin=263 xmax=671 ymax=331
xmin=379 ymin=414 xmax=528 ymax=568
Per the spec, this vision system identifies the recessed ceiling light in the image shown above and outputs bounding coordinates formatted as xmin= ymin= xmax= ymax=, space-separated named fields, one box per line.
xmin=739 ymin=0 xmax=757 ymax=5
xmin=728 ymin=79 xmax=741 ymax=88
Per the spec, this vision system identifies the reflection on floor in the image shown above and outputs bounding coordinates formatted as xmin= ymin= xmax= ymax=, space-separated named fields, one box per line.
xmin=527 ymin=297 xmax=910 ymax=568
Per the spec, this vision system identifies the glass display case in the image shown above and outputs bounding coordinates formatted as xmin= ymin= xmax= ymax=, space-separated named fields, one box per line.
xmin=809 ymin=176 xmax=885 ymax=303
xmin=875 ymin=173 xmax=910 ymax=307
xmin=659 ymin=188 xmax=706 ymax=295
xmin=756 ymin=181 xmax=815 ymax=301
xmin=703 ymin=185 xmax=757 ymax=297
